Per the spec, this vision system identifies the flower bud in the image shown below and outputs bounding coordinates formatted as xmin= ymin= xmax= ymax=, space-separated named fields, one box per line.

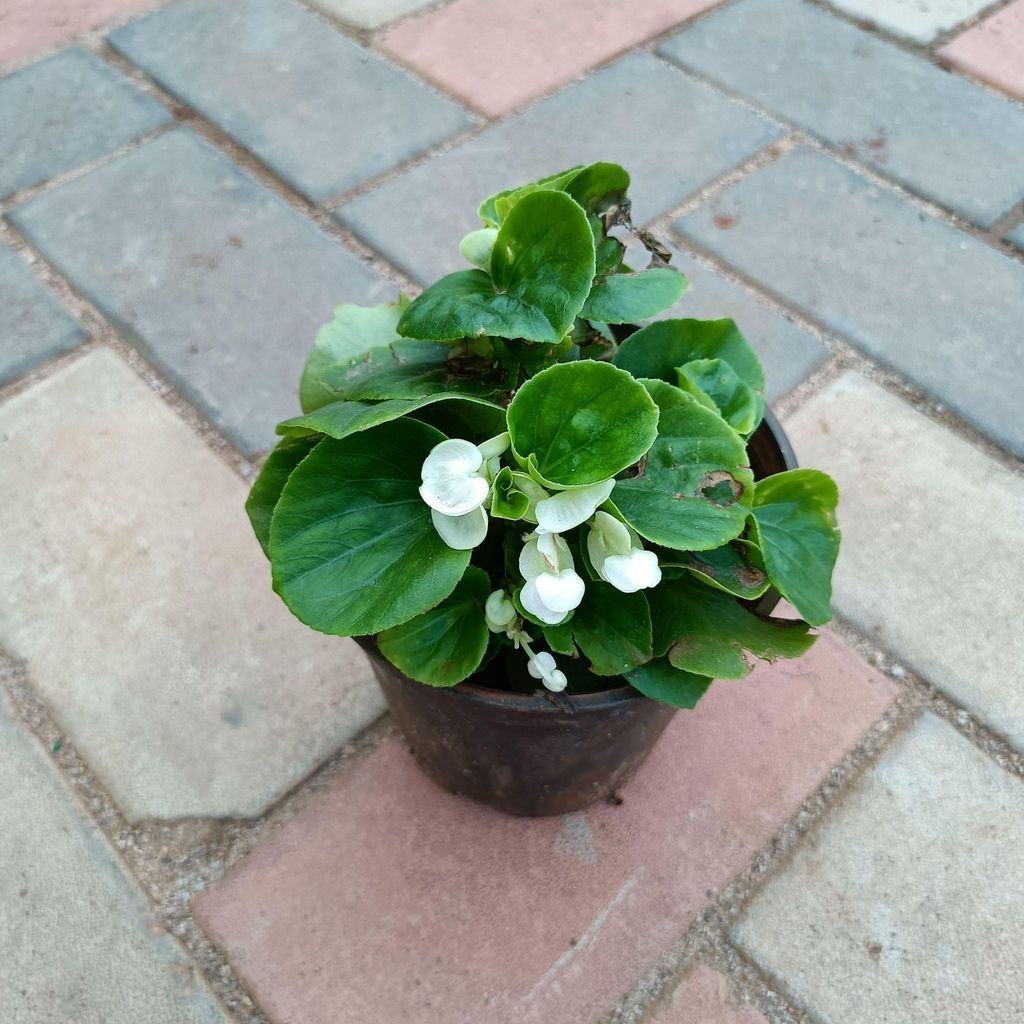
xmin=459 ymin=228 xmax=499 ymax=271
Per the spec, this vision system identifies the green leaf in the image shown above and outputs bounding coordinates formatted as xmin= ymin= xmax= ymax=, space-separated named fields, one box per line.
xmin=319 ymin=340 xmax=502 ymax=402
xmin=507 ymin=361 xmax=658 ymax=487
xmin=562 ymin=162 xmax=630 ymax=215
xmin=543 ymin=618 xmax=578 ymax=656
xmin=246 ymin=436 xmax=318 ymax=557
xmin=670 ymin=541 xmax=769 ymax=601
xmin=398 ymin=191 xmax=595 ymax=343
xmin=299 ymin=298 xmax=408 ymax=414
xmin=277 ymin=393 xmax=502 ymax=441
xmin=613 ymin=318 xmax=765 ymax=394
xmin=612 ymin=390 xmax=754 ymax=551
xmin=750 ymin=469 xmax=840 ymax=627
xmin=377 ymin=567 xmax=490 ymax=686
xmin=570 ymin=582 xmax=653 ymax=676
xmin=676 ymin=358 xmax=762 ymax=435
xmin=269 ymin=418 xmax=470 ymax=636
xmin=625 ymin=659 xmax=713 ymax=709
xmin=490 ymin=466 xmax=530 ymax=520
xmin=478 ymin=166 xmax=584 ymax=227
xmin=580 ymin=267 xmax=687 ymax=324
xmin=649 ymin=577 xmax=815 ymax=679
xmin=478 ymin=162 xmax=629 ymax=227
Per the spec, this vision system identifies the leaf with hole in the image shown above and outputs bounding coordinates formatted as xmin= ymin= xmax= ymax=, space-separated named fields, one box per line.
xmin=612 ymin=389 xmax=753 ymax=551
xmin=649 ymin=576 xmax=815 ymax=679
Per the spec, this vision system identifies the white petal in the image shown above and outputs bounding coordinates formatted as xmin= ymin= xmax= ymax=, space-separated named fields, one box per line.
xmin=477 ymin=431 xmax=510 ymax=460
xmin=518 ymin=536 xmax=548 ymax=580
xmin=421 ymin=438 xmax=483 ymax=482
xmin=535 ymin=479 xmax=615 ymax=534
xmin=419 ymin=473 xmax=490 ymax=516
xmin=485 ymin=590 xmax=517 ymax=631
xmin=534 ymin=569 xmax=585 ymax=613
xmin=527 ymin=650 xmax=557 ymax=679
xmin=520 ymin=578 xmax=570 ymax=625
xmin=602 ymin=550 xmax=662 ymax=593
xmin=590 ymin=510 xmax=633 ymax=556
xmin=430 ymin=506 xmax=488 ymax=550
xmin=545 ymin=668 xmax=568 ymax=693
xmin=535 ymin=530 xmax=573 ymax=572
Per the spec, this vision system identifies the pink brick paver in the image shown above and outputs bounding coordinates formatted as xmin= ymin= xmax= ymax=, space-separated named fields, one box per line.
xmin=0 ymin=0 xmax=162 ymax=71
xmin=377 ymin=0 xmax=723 ymax=117
xmin=650 ymin=964 xmax=765 ymax=1023
xmin=938 ymin=0 xmax=1024 ymax=101
xmin=195 ymin=634 xmax=895 ymax=1024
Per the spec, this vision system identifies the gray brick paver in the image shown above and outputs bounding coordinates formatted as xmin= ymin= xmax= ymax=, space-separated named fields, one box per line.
xmin=0 ymin=47 xmax=171 ymax=199
xmin=787 ymin=372 xmax=1024 ymax=752
xmin=657 ymin=246 xmax=830 ymax=402
xmin=677 ymin=148 xmax=1024 ymax=457
xmin=734 ymin=713 xmax=1024 ymax=1024
xmin=337 ymin=53 xmax=784 ymax=284
xmin=825 ymin=0 xmax=994 ymax=44
xmin=0 ymin=347 xmax=384 ymax=820
xmin=310 ymin=0 xmax=438 ymax=29
xmin=0 ymin=694 xmax=229 ymax=1022
xmin=9 ymin=128 xmax=394 ymax=456
xmin=660 ymin=0 xmax=1024 ymax=228
xmin=109 ymin=0 xmax=474 ymax=203
xmin=0 ymin=244 xmax=85 ymax=384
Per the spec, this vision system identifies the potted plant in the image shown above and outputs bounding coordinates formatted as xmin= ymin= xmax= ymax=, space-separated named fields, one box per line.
xmin=247 ymin=163 xmax=840 ymax=817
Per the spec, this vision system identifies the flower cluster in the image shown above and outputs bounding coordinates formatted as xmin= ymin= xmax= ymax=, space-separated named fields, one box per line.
xmin=419 ymin=433 xmax=661 ymax=689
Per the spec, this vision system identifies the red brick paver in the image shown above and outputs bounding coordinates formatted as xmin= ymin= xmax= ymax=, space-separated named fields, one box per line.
xmin=0 ymin=0 xmax=162 ymax=70
xmin=938 ymin=0 xmax=1024 ymax=100
xmin=195 ymin=634 xmax=895 ymax=1024
xmin=377 ymin=0 xmax=723 ymax=117
xmin=650 ymin=964 xmax=765 ymax=1023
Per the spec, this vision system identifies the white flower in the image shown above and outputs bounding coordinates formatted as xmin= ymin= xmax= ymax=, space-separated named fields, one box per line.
xmin=420 ymin=433 xmax=509 ymax=549
xmin=485 ymin=589 xmax=517 ymax=633
xmin=527 ymin=650 xmax=567 ymax=692
xmin=519 ymin=531 xmax=585 ymax=624
xmin=534 ymin=479 xmax=614 ymax=534
xmin=587 ymin=511 xmax=662 ymax=593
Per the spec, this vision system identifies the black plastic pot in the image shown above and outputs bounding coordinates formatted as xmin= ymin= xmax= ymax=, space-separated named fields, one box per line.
xmin=361 ymin=407 xmax=798 ymax=817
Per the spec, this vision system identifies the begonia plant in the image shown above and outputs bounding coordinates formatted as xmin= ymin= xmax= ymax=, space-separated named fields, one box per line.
xmin=248 ymin=163 xmax=840 ymax=709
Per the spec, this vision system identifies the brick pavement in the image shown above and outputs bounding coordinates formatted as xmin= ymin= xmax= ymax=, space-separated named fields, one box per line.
xmin=1 ymin=0 xmax=1022 ymax=1021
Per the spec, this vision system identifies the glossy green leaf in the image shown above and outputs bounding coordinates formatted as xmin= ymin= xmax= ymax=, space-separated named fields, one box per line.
xmin=478 ymin=162 xmax=630 ymax=227
xmin=269 ymin=418 xmax=470 ymax=636
xmin=612 ymin=390 xmax=754 ymax=551
xmin=507 ymin=361 xmax=659 ymax=487
xmin=299 ymin=298 xmax=408 ymax=413
xmin=669 ymin=541 xmax=769 ymax=601
xmin=398 ymin=191 xmax=595 ymax=343
xmin=542 ymin=618 xmax=578 ymax=656
xmin=649 ymin=577 xmax=815 ymax=679
xmin=377 ymin=567 xmax=490 ymax=686
xmin=570 ymin=582 xmax=652 ymax=676
xmin=625 ymin=659 xmax=713 ymax=709
xmin=478 ymin=166 xmax=584 ymax=227
xmin=750 ymin=469 xmax=840 ymax=627
xmin=613 ymin=318 xmax=765 ymax=393
xmin=319 ymin=340 xmax=503 ymax=402
xmin=676 ymin=358 xmax=762 ymax=435
xmin=246 ymin=437 xmax=318 ymax=557
xmin=277 ymin=393 xmax=502 ymax=441
xmin=581 ymin=267 xmax=687 ymax=324
xmin=490 ymin=466 xmax=530 ymax=520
